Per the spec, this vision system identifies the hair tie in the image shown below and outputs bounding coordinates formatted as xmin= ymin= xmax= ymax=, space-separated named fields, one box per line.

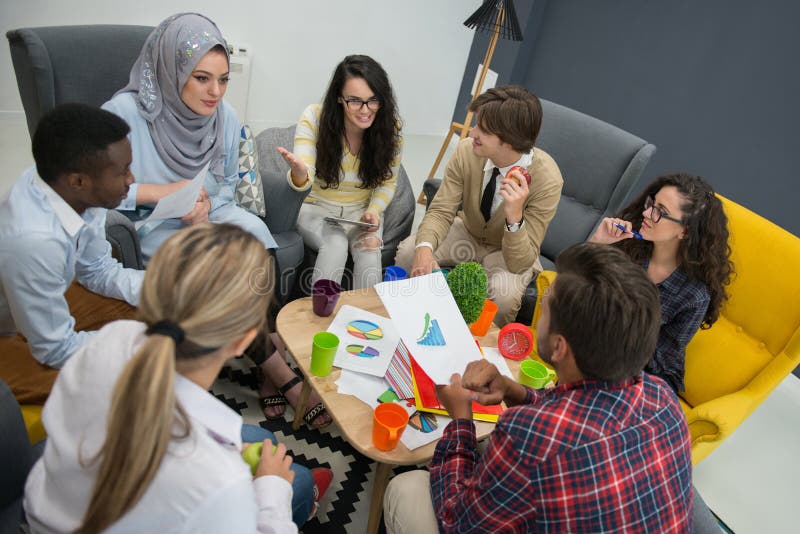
xmin=146 ymin=320 xmax=185 ymax=345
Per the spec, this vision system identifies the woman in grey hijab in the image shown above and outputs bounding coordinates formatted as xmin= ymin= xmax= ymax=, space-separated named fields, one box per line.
xmin=105 ymin=13 xmax=330 ymax=429
xmin=103 ymin=12 xmax=276 ymax=261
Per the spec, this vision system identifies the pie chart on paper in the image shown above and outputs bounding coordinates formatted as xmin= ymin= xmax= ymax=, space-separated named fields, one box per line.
xmin=346 ymin=344 xmax=380 ymax=358
xmin=346 ymin=320 xmax=384 ymax=340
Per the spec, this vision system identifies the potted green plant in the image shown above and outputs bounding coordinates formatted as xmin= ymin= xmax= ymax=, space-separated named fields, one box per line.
xmin=446 ymin=261 xmax=488 ymax=324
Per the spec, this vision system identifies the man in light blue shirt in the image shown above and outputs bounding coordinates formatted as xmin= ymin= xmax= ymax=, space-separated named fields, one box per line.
xmin=0 ymin=104 xmax=144 ymax=404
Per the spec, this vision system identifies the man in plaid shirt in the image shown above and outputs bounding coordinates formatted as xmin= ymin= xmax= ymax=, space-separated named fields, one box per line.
xmin=384 ymin=243 xmax=693 ymax=533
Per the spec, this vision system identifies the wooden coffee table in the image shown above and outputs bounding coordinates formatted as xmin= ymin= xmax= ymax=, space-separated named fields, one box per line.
xmin=276 ymin=287 xmax=521 ymax=534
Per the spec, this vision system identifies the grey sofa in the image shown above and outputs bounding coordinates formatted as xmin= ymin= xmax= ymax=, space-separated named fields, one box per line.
xmin=7 ymin=24 xmax=309 ymax=303
xmin=255 ymin=125 xmax=416 ymax=295
xmin=424 ymin=98 xmax=656 ymax=323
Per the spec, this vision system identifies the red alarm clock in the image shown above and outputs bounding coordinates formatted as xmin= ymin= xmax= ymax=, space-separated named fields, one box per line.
xmin=508 ymin=165 xmax=532 ymax=186
xmin=497 ymin=323 xmax=534 ymax=360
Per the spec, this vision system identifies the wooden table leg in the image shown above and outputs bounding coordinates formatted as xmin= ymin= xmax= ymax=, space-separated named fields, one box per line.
xmin=292 ymin=381 xmax=311 ymax=431
xmin=366 ymin=462 xmax=393 ymax=534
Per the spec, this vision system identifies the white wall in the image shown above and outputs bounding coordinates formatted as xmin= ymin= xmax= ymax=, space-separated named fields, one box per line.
xmin=0 ymin=0 xmax=480 ymax=135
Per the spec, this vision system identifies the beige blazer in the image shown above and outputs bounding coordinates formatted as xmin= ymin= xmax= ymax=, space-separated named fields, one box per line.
xmin=417 ymin=137 xmax=563 ymax=274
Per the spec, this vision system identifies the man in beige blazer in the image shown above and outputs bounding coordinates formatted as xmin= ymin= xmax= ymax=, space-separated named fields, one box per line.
xmin=395 ymin=86 xmax=563 ymax=325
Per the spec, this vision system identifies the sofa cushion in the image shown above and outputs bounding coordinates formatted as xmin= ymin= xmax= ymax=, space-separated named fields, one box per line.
xmin=236 ymin=125 xmax=266 ymax=217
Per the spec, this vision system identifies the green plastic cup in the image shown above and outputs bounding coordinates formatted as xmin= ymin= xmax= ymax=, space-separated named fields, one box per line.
xmin=518 ymin=360 xmax=557 ymax=389
xmin=310 ymin=332 xmax=339 ymax=376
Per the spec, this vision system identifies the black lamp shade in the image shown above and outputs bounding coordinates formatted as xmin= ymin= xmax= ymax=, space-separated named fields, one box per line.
xmin=463 ymin=0 xmax=523 ymax=41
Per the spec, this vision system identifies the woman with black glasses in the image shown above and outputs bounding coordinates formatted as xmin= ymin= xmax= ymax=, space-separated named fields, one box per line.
xmin=590 ymin=173 xmax=733 ymax=393
xmin=262 ymin=55 xmax=402 ymax=424
xmin=278 ymin=55 xmax=402 ymax=290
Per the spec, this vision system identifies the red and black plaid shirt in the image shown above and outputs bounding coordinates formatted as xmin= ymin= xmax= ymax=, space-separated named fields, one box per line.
xmin=430 ymin=373 xmax=693 ymax=533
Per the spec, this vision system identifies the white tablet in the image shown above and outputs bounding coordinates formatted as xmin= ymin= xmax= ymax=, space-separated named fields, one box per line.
xmin=324 ymin=216 xmax=378 ymax=229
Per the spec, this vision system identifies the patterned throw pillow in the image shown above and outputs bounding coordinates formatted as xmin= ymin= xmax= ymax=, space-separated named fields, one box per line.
xmin=235 ymin=125 xmax=266 ymax=217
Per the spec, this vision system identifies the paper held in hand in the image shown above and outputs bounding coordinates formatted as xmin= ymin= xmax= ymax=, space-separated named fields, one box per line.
xmin=135 ymin=162 xmax=209 ymax=230
xmin=375 ymin=272 xmax=484 ymax=384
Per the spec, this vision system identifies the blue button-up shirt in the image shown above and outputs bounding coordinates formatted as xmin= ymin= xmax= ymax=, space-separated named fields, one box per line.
xmin=0 ymin=168 xmax=144 ymax=367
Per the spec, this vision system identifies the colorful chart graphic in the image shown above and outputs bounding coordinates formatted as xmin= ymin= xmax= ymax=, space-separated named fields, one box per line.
xmin=409 ymin=411 xmax=439 ymax=433
xmin=346 ymin=320 xmax=384 ymax=340
xmin=417 ymin=313 xmax=446 ymax=346
xmin=345 ymin=344 xmax=380 ymax=358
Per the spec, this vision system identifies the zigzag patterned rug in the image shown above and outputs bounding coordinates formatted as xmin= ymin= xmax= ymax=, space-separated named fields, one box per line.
xmin=212 ymin=357 xmax=420 ymax=533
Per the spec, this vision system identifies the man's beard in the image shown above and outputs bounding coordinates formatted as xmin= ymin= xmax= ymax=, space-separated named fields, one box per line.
xmin=537 ymin=334 xmax=553 ymax=366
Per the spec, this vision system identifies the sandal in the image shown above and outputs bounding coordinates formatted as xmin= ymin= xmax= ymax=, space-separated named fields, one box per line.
xmin=257 ymin=357 xmax=288 ymax=421
xmin=277 ymin=375 xmax=332 ymax=430
xmin=259 ymin=394 xmax=288 ymax=422
xmin=302 ymin=402 xmax=331 ymax=429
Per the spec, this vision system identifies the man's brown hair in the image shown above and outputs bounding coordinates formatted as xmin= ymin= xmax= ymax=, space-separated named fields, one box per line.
xmin=468 ymin=85 xmax=542 ymax=153
xmin=549 ymin=242 xmax=661 ymax=382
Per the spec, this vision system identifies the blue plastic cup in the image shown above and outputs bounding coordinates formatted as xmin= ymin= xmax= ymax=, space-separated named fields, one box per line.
xmin=383 ymin=265 xmax=408 ymax=282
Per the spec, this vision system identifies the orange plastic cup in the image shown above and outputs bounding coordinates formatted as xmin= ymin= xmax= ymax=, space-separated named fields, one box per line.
xmin=469 ymin=299 xmax=499 ymax=337
xmin=372 ymin=403 xmax=409 ymax=451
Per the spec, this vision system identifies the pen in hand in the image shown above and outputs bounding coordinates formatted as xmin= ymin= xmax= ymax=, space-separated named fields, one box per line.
xmin=614 ymin=222 xmax=643 ymax=240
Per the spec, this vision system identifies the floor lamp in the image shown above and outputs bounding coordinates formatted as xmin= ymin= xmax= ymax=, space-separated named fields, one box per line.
xmin=422 ymin=0 xmax=523 ymax=202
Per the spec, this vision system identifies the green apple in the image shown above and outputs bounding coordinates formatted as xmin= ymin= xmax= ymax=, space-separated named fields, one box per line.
xmin=242 ymin=442 xmax=278 ymax=475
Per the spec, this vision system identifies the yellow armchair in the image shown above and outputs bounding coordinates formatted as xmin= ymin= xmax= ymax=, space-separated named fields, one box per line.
xmin=682 ymin=195 xmax=800 ymax=464
xmin=527 ymin=195 xmax=800 ymax=466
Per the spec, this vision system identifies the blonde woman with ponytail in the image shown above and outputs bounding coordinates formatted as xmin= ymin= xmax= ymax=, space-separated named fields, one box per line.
xmin=23 ymin=223 xmax=330 ymax=533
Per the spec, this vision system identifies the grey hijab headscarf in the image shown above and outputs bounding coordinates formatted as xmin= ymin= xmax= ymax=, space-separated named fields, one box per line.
xmin=116 ymin=13 xmax=229 ymax=180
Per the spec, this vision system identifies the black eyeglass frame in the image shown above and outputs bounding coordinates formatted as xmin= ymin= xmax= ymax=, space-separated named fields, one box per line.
xmin=644 ymin=196 xmax=684 ymax=225
xmin=340 ymin=96 xmax=381 ymax=112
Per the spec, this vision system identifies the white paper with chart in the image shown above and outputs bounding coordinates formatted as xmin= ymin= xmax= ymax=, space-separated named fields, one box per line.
xmin=375 ymin=272 xmax=483 ymax=384
xmin=334 ymin=369 xmax=448 ymax=450
xmin=326 ymin=305 xmax=400 ymax=376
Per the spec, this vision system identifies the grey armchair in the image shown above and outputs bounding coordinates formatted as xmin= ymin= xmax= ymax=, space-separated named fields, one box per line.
xmin=7 ymin=24 xmax=153 ymax=269
xmin=7 ymin=25 xmax=309 ymax=302
xmin=0 ymin=379 xmax=44 ymax=533
xmin=255 ymin=125 xmax=416 ymax=295
xmin=424 ymin=98 xmax=656 ymax=323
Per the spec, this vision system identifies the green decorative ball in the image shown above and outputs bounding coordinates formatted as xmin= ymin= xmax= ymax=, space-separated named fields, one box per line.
xmin=446 ymin=261 xmax=488 ymax=324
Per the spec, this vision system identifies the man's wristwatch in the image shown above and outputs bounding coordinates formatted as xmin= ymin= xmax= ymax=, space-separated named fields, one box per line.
xmin=505 ymin=219 xmax=524 ymax=233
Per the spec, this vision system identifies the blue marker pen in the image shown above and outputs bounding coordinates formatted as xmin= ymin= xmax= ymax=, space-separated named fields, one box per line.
xmin=614 ymin=222 xmax=643 ymax=240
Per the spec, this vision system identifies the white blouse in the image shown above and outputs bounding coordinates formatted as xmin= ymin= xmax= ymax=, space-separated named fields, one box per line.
xmin=24 ymin=320 xmax=295 ymax=534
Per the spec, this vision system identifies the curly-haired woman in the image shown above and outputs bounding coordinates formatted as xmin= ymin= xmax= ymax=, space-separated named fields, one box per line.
xmin=590 ymin=173 xmax=733 ymax=392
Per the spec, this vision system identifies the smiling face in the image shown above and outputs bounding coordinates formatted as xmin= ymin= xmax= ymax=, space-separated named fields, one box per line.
xmin=468 ymin=117 xmax=520 ymax=166
xmin=639 ymin=185 xmax=687 ymax=243
xmin=339 ymin=77 xmax=378 ymax=131
xmin=180 ymin=48 xmax=229 ymax=116
xmin=469 ymin=123 xmax=504 ymax=159
xmin=84 ymin=138 xmax=134 ymax=208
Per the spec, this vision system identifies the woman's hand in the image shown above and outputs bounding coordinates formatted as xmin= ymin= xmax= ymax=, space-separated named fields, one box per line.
xmin=352 ymin=213 xmax=382 ymax=251
xmin=361 ymin=213 xmax=379 ymax=232
xmin=180 ymin=197 xmax=211 ymax=225
xmin=590 ymin=217 xmax=634 ymax=244
xmin=255 ymin=441 xmax=295 ymax=485
xmin=277 ymin=146 xmax=309 ymax=187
